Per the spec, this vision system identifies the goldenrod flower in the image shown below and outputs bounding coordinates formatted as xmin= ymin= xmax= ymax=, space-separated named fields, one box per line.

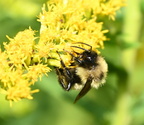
xmin=0 ymin=0 xmax=125 ymax=104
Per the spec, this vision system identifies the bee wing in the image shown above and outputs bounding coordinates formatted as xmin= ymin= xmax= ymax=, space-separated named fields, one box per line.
xmin=74 ymin=77 xmax=92 ymax=103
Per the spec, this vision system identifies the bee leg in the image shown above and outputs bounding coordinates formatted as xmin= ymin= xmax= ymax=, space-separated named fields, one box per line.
xmin=63 ymin=49 xmax=85 ymax=66
xmin=55 ymin=51 xmax=73 ymax=91
xmin=55 ymin=67 xmax=73 ymax=91
xmin=74 ymin=77 xmax=92 ymax=103
xmin=64 ymin=50 xmax=83 ymax=65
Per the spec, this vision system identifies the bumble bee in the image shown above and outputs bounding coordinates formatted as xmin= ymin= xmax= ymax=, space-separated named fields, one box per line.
xmin=55 ymin=42 xmax=108 ymax=103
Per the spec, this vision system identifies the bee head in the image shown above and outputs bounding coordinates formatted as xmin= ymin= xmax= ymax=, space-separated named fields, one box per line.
xmin=70 ymin=43 xmax=98 ymax=69
xmin=78 ymin=50 xmax=98 ymax=68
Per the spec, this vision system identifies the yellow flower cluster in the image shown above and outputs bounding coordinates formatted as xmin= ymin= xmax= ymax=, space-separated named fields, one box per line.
xmin=38 ymin=0 xmax=125 ymax=65
xmin=0 ymin=29 xmax=51 ymax=106
xmin=0 ymin=0 xmax=125 ymax=104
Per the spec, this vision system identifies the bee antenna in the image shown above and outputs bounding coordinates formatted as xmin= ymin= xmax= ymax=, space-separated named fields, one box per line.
xmin=72 ymin=42 xmax=92 ymax=50
xmin=71 ymin=46 xmax=91 ymax=53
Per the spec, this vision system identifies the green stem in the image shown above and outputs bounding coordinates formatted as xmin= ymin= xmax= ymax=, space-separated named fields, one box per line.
xmin=122 ymin=0 xmax=141 ymax=73
xmin=112 ymin=0 xmax=142 ymax=125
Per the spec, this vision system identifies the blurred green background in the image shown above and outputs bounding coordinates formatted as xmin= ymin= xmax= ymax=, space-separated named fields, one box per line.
xmin=0 ymin=0 xmax=144 ymax=125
